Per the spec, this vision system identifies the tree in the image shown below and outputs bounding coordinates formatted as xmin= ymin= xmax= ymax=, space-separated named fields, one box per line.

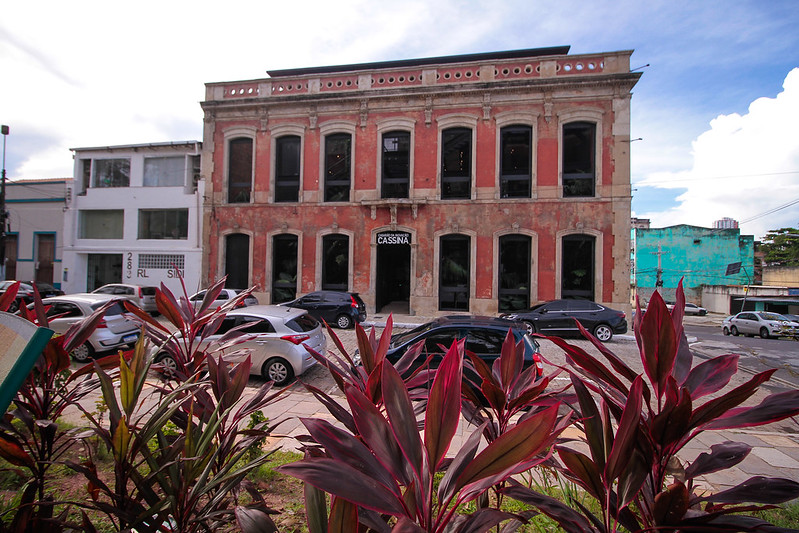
xmin=759 ymin=227 xmax=799 ymax=266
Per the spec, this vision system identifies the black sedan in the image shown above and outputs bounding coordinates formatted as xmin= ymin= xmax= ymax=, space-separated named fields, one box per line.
xmin=281 ymin=290 xmax=366 ymax=329
xmin=385 ymin=315 xmax=543 ymax=378
xmin=501 ymin=299 xmax=627 ymax=342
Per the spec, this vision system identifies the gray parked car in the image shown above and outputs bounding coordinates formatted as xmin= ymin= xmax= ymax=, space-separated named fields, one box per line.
xmin=187 ymin=288 xmax=258 ymax=311
xmin=37 ymin=293 xmax=141 ymax=362
xmin=722 ymin=311 xmax=799 ymax=339
xmin=93 ymin=283 xmax=158 ymax=314
xmin=154 ymin=305 xmax=325 ymax=386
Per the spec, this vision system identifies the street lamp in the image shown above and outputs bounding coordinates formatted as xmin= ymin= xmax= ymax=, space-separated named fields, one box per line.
xmin=0 ymin=125 xmax=8 ymax=280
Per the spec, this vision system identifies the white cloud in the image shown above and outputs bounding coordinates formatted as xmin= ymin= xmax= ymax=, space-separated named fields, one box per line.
xmin=635 ymin=68 xmax=799 ymax=239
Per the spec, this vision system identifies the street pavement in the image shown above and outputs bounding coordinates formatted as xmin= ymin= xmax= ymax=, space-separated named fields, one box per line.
xmin=259 ymin=311 xmax=799 ymax=494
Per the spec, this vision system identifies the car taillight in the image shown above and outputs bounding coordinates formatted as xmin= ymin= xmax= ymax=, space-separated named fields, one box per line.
xmin=96 ymin=318 xmax=108 ymax=329
xmin=137 ymin=287 xmax=143 ymax=298
xmin=281 ymin=334 xmax=310 ymax=345
xmin=350 ymin=295 xmax=358 ymax=309
xmin=533 ymin=352 xmax=544 ymax=377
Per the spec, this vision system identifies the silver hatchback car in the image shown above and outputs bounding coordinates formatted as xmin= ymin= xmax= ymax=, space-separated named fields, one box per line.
xmin=38 ymin=293 xmax=141 ymax=362
xmin=722 ymin=311 xmax=799 ymax=339
xmin=154 ymin=305 xmax=326 ymax=386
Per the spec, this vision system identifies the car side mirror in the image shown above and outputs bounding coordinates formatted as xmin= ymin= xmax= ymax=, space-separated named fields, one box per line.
xmin=539 ymin=308 xmax=547 ymax=314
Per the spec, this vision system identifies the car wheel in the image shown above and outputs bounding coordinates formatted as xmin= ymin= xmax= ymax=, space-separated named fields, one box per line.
xmin=336 ymin=314 xmax=353 ymax=329
xmin=70 ymin=342 xmax=94 ymax=363
xmin=263 ymin=358 xmax=295 ymax=386
xmin=593 ymin=324 xmax=613 ymax=342
xmin=155 ymin=353 xmax=178 ymax=376
xmin=7 ymin=299 xmax=20 ymax=313
xmin=731 ymin=326 xmax=739 ymax=336
xmin=760 ymin=327 xmax=770 ymax=339
xmin=522 ymin=321 xmax=536 ymax=336
xmin=722 ymin=326 xmax=730 ymax=336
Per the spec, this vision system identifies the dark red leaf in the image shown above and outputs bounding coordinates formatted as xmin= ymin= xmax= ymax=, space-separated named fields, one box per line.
xmin=501 ymin=481 xmax=598 ymax=533
xmin=424 ymin=338 xmax=463 ymax=470
xmin=498 ymin=329 xmax=522 ymax=389
xmin=0 ymin=281 xmax=19 ymax=311
xmin=235 ymin=506 xmax=279 ymax=533
xmin=637 ymin=290 xmax=678 ymax=400
xmin=605 ymin=375 xmax=643 ymax=482
xmin=545 ymin=335 xmax=629 ymax=396
xmin=0 ymin=433 xmax=34 ymax=468
xmin=557 ymin=447 xmax=604 ymax=500
xmin=570 ymin=374 xmax=606 ymax=470
xmin=650 ymin=377 xmax=692 ymax=449
xmin=617 ymin=447 xmax=649 ymax=509
xmin=703 ymin=389 xmax=799 ymax=430
xmin=690 ymin=369 xmax=776 ymax=429
xmin=458 ymin=508 xmax=519 ymax=533
xmin=279 ymin=457 xmax=407 ymax=516
xmin=683 ymin=354 xmax=738 ymax=399
xmin=327 ymin=496 xmax=358 ymax=533
xmin=382 ymin=362 xmax=424 ymax=482
xmin=685 ymin=442 xmax=751 ymax=480
xmin=701 ymin=476 xmax=799 ymax=504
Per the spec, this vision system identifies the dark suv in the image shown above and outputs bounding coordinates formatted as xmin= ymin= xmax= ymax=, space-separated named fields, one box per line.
xmin=501 ymin=299 xmax=627 ymax=342
xmin=385 ymin=315 xmax=542 ymax=378
xmin=282 ymin=290 xmax=366 ymax=329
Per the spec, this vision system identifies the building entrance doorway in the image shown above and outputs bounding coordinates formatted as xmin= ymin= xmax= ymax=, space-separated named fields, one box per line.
xmin=87 ymin=254 xmax=122 ymax=291
xmin=376 ymin=231 xmax=410 ymax=314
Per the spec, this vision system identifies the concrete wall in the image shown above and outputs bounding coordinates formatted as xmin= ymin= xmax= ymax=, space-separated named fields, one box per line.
xmin=4 ymin=179 xmax=69 ymax=286
xmin=763 ymin=266 xmax=799 ymax=287
xmin=62 ymin=142 xmax=204 ymax=296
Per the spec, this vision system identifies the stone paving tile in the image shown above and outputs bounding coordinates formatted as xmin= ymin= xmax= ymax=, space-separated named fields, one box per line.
xmin=737 ymin=453 xmax=798 ymax=479
xmin=751 ymin=446 xmax=799 ymax=468
xmin=758 ymin=434 xmax=799 ymax=448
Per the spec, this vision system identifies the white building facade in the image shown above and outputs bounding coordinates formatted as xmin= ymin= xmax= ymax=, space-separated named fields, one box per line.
xmin=3 ymin=178 xmax=70 ymax=286
xmin=62 ymin=141 xmax=204 ymax=295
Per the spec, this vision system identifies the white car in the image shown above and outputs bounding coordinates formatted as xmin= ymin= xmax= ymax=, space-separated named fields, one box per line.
xmin=722 ymin=311 xmax=799 ymax=339
xmin=93 ymin=283 xmax=159 ymax=314
xmin=683 ymin=303 xmax=707 ymax=316
xmin=38 ymin=293 xmax=141 ymax=362
xmin=154 ymin=305 xmax=325 ymax=386
xmin=187 ymin=288 xmax=258 ymax=311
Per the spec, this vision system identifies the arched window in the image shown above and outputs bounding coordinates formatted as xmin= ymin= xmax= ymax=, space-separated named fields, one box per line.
xmin=441 ymin=127 xmax=471 ymax=199
xmin=562 ymin=122 xmax=596 ymax=197
xmin=499 ymin=126 xmax=532 ymax=198
xmin=381 ymin=131 xmax=410 ymax=199
xmin=324 ymin=133 xmax=352 ymax=202
xmin=275 ymin=135 xmax=301 ymax=202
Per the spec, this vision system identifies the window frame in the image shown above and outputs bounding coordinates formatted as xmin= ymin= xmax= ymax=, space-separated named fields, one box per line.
xmin=499 ymin=125 xmax=533 ymax=198
xmin=143 ymin=156 xmax=187 ymax=187
xmin=438 ymin=234 xmax=471 ymax=312
xmin=92 ymin=159 xmax=131 ymax=188
xmin=137 ymin=208 xmax=189 ymax=240
xmin=440 ymin=126 xmax=473 ymax=200
xmin=321 ymin=233 xmax=350 ymax=291
xmin=78 ymin=210 xmax=124 ymax=239
xmin=323 ymin=132 xmax=352 ymax=202
xmin=562 ymin=121 xmax=597 ymax=198
xmin=226 ymin=136 xmax=254 ymax=203
xmin=380 ymin=130 xmax=411 ymax=199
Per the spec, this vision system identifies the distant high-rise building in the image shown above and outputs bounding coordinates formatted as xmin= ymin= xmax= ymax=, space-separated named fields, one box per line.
xmin=713 ymin=217 xmax=739 ymax=229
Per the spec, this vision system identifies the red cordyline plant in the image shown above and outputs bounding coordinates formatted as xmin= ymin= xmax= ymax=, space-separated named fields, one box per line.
xmin=504 ymin=282 xmax=799 ymax=532
xmin=281 ymin=320 xmax=571 ymax=532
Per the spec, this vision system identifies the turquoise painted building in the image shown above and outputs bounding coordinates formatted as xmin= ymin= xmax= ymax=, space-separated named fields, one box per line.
xmin=634 ymin=224 xmax=754 ymax=302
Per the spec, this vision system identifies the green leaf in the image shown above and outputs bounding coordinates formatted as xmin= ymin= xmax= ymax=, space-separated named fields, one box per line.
xmin=305 ymin=482 xmax=328 ymax=533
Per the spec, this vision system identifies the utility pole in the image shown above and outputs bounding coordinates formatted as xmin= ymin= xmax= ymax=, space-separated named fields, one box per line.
xmin=651 ymin=244 xmax=667 ymax=289
xmin=0 ymin=125 xmax=8 ymax=281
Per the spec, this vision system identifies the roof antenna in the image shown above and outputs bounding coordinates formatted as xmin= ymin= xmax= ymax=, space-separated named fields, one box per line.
xmin=631 ymin=63 xmax=650 ymax=72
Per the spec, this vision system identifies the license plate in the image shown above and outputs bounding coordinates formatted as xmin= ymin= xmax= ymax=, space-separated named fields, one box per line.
xmin=123 ymin=334 xmax=139 ymax=344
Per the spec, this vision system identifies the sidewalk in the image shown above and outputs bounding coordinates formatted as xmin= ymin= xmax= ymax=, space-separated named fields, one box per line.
xmin=261 ymin=311 xmax=799 ymax=493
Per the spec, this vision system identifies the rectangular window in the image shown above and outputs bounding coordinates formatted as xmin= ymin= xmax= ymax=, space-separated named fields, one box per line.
xmin=500 ymin=126 xmax=532 ymax=198
xmin=138 ymin=209 xmax=188 ymax=240
xmin=275 ymin=136 xmax=301 ymax=202
xmin=324 ymin=134 xmax=351 ymax=202
xmin=498 ymin=234 xmax=531 ymax=312
xmin=272 ymin=234 xmax=298 ymax=303
xmin=322 ymin=234 xmax=349 ymax=291
xmin=79 ymin=210 xmax=124 ymax=239
xmin=441 ymin=127 xmax=471 ymax=199
xmin=93 ymin=159 xmax=130 ymax=188
xmin=144 ymin=156 xmax=186 ymax=187
xmin=562 ymin=122 xmax=596 ymax=197
xmin=381 ymin=131 xmax=410 ymax=199
xmin=439 ymin=234 xmax=470 ymax=311
xmin=80 ymin=159 xmax=91 ymax=195
xmin=228 ymin=138 xmax=253 ymax=203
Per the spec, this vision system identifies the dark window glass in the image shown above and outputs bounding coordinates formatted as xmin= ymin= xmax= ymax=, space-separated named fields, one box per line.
xmin=324 ymin=133 xmax=351 ymax=202
xmin=93 ymin=159 xmax=130 ymax=188
xmin=466 ymin=329 xmax=505 ymax=355
xmin=228 ymin=138 xmax=253 ymax=203
xmin=500 ymin=126 xmax=532 ymax=198
xmin=498 ymin=235 xmax=531 ymax=312
xmin=286 ymin=314 xmax=320 ymax=332
xmin=275 ymin=135 xmax=301 ymax=202
xmin=214 ymin=317 xmax=238 ymax=335
xmin=225 ymin=233 xmax=250 ymax=290
xmin=138 ymin=209 xmax=188 ymax=240
xmin=441 ymin=127 xmax=471 ymax=199
xmin=239 ymin=316 xmax=276 ymax=334
xmin=272 ymin=234 xmax=298 ymax=304
xmin=439 ymin=234 xmax=470 ymax=311
xmin=562 ymin=122 xmax=596 ymax=197
xmin=322 ymin=234 xmax=349 ymax=291
xmin=562 ymin=234 xmax=594 ymax=300
xmin=381 ymin=131 xmax=410 ymax=198
xmin=423 ymin=330 xmax=460 ymax=355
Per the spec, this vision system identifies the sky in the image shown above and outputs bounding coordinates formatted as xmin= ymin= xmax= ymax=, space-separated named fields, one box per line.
xmin=1 ymin=0 xmax=798 ymax=240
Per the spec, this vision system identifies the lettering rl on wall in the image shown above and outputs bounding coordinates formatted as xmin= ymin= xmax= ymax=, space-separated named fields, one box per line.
xmin=376 ymin=232 xmax=411 ymax=245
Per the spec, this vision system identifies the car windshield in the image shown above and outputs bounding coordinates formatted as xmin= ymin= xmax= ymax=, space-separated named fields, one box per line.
xmin=761 ymin=312 xmax=788 ymax=321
